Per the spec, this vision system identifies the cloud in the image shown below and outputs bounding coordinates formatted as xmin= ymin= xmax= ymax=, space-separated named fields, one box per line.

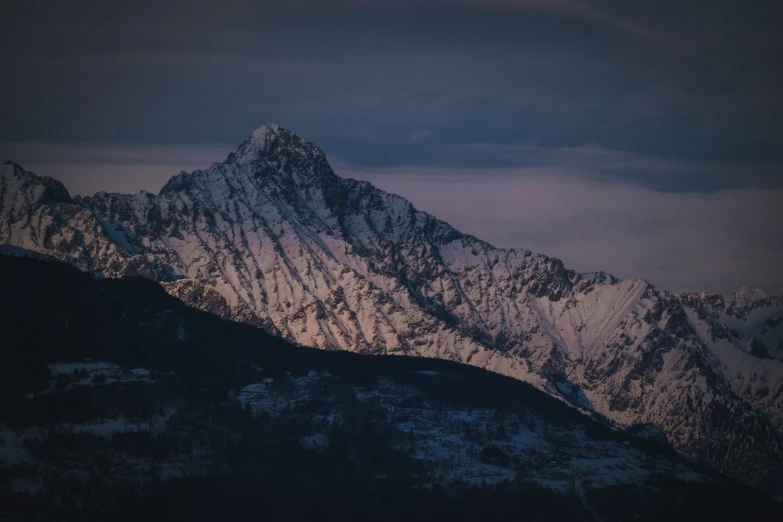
xmin=335 ymin=161 xmax=783 ymax=295
xmin=2 ymin=0 xmax=782 ymax=170
xmin=430 ymin=143 xmax=783 ymax=192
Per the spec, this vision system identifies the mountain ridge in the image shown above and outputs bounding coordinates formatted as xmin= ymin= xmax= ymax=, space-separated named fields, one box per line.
xmin=4 ymin=254 xmax=781 ymax=521
xmin=2 ymin=124 xmax=783 ymax=493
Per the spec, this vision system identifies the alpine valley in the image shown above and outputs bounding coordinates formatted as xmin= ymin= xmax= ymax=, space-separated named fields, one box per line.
xmin=3 ymin=124 xmax=783 ymax=499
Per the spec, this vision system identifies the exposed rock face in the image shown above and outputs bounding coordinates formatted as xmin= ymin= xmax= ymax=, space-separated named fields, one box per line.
xmin=161 ymin=278 xmax=279 ymax=333
xmin=3 ymin=125 xmax=783 ymax=491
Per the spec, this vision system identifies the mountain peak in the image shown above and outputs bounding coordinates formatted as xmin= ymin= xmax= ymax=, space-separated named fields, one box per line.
xmin=253 ymin=122 xmax=280 ymax=135
xmin=1 ymin=160 xmax=71 ymax=204
xmin=246 ymin=122 xmax=282 ymax=148
xmin=158 ymin=123 xmax=336 ymax=196
xmin=231 ymin=123 xmax=282 ymax=159
xmin=228 ymin=123 xmax=306 ymax=163
xmin=223 ymin=124 xmax=334 ymax=184
xmin=731 ymin=285 xmax=768 ymax=302
xmin=726 ymin=285 xmax=777 ymax=318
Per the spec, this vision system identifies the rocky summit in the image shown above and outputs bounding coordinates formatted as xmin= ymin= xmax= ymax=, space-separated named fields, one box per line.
xmin=2 ymin=124 xmax=783 ymax=493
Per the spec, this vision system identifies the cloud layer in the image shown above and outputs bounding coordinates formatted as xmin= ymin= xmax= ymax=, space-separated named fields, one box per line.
xmin=339 ymin=162 xmax=783 ymax=295
xmin=3 ymin=1 xmax=783 ymax=183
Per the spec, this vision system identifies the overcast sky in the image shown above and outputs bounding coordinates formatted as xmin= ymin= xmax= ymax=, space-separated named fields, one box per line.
xmin=2 ymin=1 xmax=782 ymax=294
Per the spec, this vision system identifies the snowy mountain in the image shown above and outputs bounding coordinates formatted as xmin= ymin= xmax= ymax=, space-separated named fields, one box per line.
xmin=2 ymin=124 xmax=783 ymax=492
xmin=5 ymin=256 xmax=781 ymax=521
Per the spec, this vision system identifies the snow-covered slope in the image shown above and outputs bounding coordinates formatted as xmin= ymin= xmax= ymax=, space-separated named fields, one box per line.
xmin=9 ymin=255 xmax=776 ymax=521
xmin=2 ymin=125 xmax=783 ymax=491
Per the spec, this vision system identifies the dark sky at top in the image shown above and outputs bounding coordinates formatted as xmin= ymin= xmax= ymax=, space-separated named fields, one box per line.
xmin=3 ymin=1 xmax=783 ymax=186
xmin=1 ymin=1 xmax=782 ymax=293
